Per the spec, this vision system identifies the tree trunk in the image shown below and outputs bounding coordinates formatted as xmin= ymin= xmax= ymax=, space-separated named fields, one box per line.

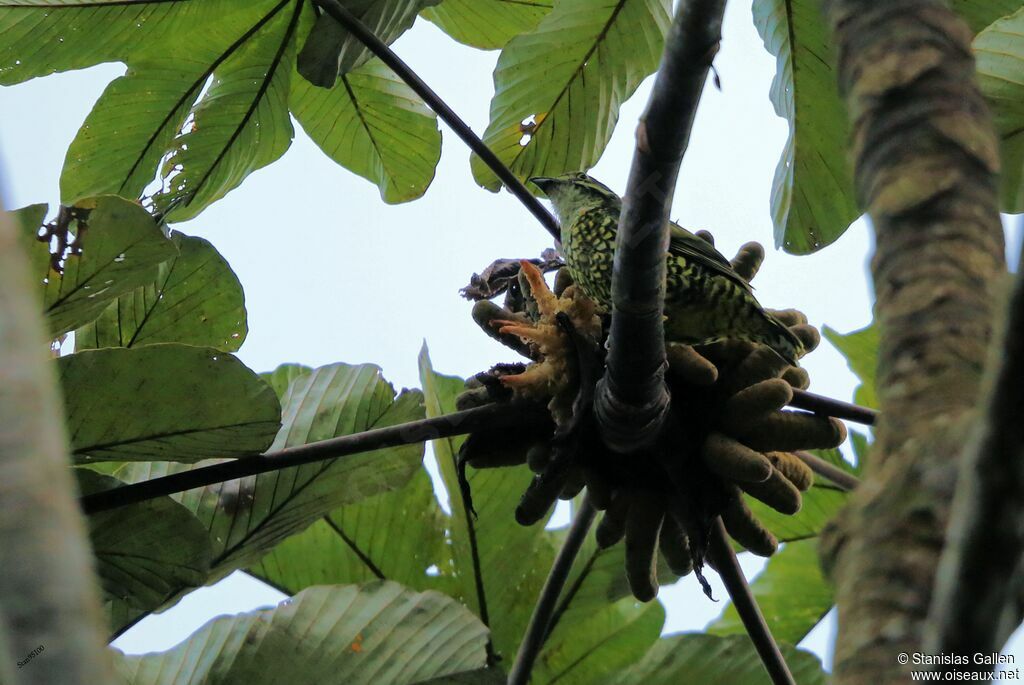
xmin=0 ymin=203 xmax=114 ymax=684
xmin=821 ymin=1 xmax=1005 ymax=682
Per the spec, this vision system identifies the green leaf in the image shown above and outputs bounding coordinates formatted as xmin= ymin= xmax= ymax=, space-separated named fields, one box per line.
xmin=248 ymin=458 xmax=448 ymax=593
xmin=291 ymin=57 xmax=442 ymax=203
xmin=748 ymin=482 xmax=847 ymax=544
xmin=57 ymin=1 xmax=287 ymax=204
xmin=849 ymin=429 xmax=870 ymax=474
xmin=471 ymin=0 xmax=671 ymax=190
xmin=422 ymin=0 xmax=554 ymax=50
xmin=532 ymin=527 xmax=666 ymax=685
xmin=9 ymin=196 xmax=177 ymax=337
xmin=602 ymin=633 xmax=827 ymax=684
xmin=823 ymin=321 xmax=879 ymax=409
xmin=974 ymin=6 xmax=1024 ymax=212
xmin=297 ymin=0 xmax=440 ymax=87
xmin=77 ymin=469 xmax=212 ymax=633
xmin=118 ymin=364 xmax=426 ymax=581
xmin=59 ymin=344 xmax=281 ymax=463
xmin=0 ymin=1 xmax=196 ymax=86
xmin=418 ymin=345 xmax=558 ymax=662
xmin=260 ymin=362 xmax=314 ymax=399
xmin=952 ymin=0 xmax=1024 ymax=33
xmin=535 ymin=596 xmax=664 ymax=685
xmin=75 ymin=232 xmax=247 ymax=352
xmin=417 ymin=669 xmax=507 ymax=685
xmin=753 ymin=0 xmax=1019 ymax=252
xmin=151 ymin=1 xmax=303 ymax=220
xmin=113 ymin=582 xmax=489 ymax=685
xmin=753 ymin=0 xmax=859 ymax=254
xmin=708 ymin=539 xmax=831 ymax=645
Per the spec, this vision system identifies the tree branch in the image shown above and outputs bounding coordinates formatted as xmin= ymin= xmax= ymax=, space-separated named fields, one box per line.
xmin=925 ymin=226 xmax=1024 ymax=660
xmin=310 ymin=0 xmax=560 ymax=242
xmin=79 ymin=402 xmax=542 ymax=514
xmin=595 ymin=0 xmax=728 ymax=452
xmin=507 ymin=495 xmax=597 ymax=685
xmin=707 ymin=517 xmax=796 ymax=685
xmin=789 ymin=388 xmax=876 ymax=426
xmin=794 ymin=451 xmax=860 ymax=492
xmin=822 ymin=1 xmax=1005 ymax=681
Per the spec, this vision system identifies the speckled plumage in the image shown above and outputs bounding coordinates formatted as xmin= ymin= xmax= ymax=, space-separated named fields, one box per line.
xmin=530 ymin=173 xmax=804 ymax=364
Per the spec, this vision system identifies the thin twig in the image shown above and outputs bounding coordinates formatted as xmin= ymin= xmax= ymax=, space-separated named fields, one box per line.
xmin=310 ymin=0 xmax=560 ymax=241
xmin=507 ymin=495 xmax=598 ymax=685
xmin=794 ymin=451 xmax=860 ymax=492
xmin=789 ymin=388 xmax=877 ymax=426
xmin=595 ymin=0 xmax=727 ymax=452
xmin=79 ymin=402 xmax=542 ymax=514
xmin=707 ymin=517 xmax=796 ymax=685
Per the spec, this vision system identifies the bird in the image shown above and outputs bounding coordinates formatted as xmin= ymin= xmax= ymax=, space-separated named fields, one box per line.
xmin=529 ymin=172 xmax=804 ymax=365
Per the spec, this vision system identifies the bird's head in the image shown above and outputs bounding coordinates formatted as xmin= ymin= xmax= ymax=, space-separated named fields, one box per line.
xmin=530 ymin=172 xmax=620 ymax=228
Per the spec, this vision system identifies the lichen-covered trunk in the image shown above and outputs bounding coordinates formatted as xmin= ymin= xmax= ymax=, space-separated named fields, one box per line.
xmin=821 ymin=1 xmax=1005 ymax=682
xmin=0 ymin=204 xmax=114 ymax=684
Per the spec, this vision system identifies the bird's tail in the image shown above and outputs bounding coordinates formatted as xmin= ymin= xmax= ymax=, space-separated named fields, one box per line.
xmin=762 ymin=312 xmax=804 ymax=366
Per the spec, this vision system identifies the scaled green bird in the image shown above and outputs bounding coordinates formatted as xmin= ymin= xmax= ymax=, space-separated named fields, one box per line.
xmin=530 ymin=172 xmax=804 ymax=365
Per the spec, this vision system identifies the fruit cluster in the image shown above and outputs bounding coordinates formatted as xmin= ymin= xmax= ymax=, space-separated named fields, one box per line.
xmin=458 ymin=239 xmax=846 ymax=600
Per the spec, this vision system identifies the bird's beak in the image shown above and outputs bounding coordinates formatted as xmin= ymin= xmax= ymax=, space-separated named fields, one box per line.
xmin=529 ymin=176 xmax=556 ymax=193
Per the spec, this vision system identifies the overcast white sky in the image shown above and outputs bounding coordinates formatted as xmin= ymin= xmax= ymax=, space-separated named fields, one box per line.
xmin=3 ymin=0 xmax=1020 ymax=674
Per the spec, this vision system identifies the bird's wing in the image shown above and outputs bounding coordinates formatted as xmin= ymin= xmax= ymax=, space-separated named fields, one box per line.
xmin=668 ymin=223 xmax=753 ymax=292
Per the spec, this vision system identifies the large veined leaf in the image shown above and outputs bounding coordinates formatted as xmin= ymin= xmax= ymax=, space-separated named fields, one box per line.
xmin=0 ymin=0 xmax=200 ymax=85
xmin=59 ymin=344 xmax=281 ymax=463
xmin=471 ymin=0 xmax=671 ymax=190
xmin=2 ymin=1 xmax=442 ymax=218
xmin=10 ymin=196 xmax=177 ymax=337
xmin=249 ymin=363 xmax=449 ymax=595
xmin=823 ymin=321 xmax=878 ymax=409
xmin=530 ymin=524 xmax=666 ymax=685
xmin=150 ymin=0 xmax=302 ymax=220
xmin=291 ymin=57 xmax=442 ymax=203
xmin=75 ymin=232 xmax=247 ymax=352
xmin=748 ymin=481 xmax=847 ymax=544
xmin=601 ymin=633 xmax=827 ymax=684
xmin=77 ymin=469 xmax=212 ymax=631
xmin=260 ymin=362 xmax=313 ymax=398
xmin=753 ymin=0 xmax=858 ymax=254
xmin=57 ymin=1 xmax=288 ymax=205
xmin=298 ymin=0 xmax=439 ymax=87
xmin=535 ymin=596 xmax=664 ymax=685
xmin=112 ymin=583 xmax=490 ymax=685
xmin=419 ymin=345 xmax=559 ymax=662
xmin=975 ymin=6 xmax=1024 ymax=212
xmin=753 ymin=0 xmax=1023 ymax=253
xmin=422 ymin=0 xmax=554 ymax=50
xmin=708 ymin=539 xmax=832 ymax=645
xmin=117 ymin=364 xmax=426 ymax=584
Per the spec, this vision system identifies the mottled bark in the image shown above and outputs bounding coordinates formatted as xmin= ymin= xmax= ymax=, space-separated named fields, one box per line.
xmin=0 ymin=205 xmax=114 ymax=683
xmin=925 ymin=244 xmax=1024 ymax=660
xmin=820 ymin=1 xmax=1005 ymax=682
xmin=596 ymin=0 xmax=727 ymax=451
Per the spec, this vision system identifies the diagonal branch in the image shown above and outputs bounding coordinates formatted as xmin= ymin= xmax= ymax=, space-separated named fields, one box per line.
xmin=309 ymin=0 xmax=560 ymax=242
xmin=507 ymin=495 xmax=598 ymax=685
xmin=707 ymin=517 xmax=796 ymax=685
xmin=789 ymin=388 xmax=876 ymax=426
xmin=79 ymin=402 xmax=544 ymax=514
xmin=594 ymin=0 xmax=727 ymax=452
xmin=794 ymin=451 xmax=860 ymax=492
